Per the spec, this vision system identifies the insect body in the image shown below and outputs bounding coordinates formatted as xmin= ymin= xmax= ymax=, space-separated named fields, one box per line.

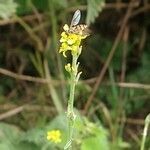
xmin=68 ymin=10 xmax=89 ymax=36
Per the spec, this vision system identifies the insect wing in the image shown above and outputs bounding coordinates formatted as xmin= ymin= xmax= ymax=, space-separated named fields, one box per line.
xmin=70 ymin=10 xmax=81 ymax=27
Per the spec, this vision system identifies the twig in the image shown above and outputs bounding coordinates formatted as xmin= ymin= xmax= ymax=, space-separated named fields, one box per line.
xmin=120 ymin=118 xmax=144 ymax=125
xmin=1 ymin=66 xmax=150 ymax=90
xmin=83 ymin=0 xmax=137 ymax=114
xmin=0 ymin=104 xmax=55 ymax=112
xmin=0 ymin=14 xmax=43 ymax=26
xmin=117 ymin=82 xmax=150 ymax=90
xmin=1 ymin=67 xmax=150 ymax=90
xmin=131 ymin=5 xmax=150 ymax=18
xmin=0 ymin=67 xmax=48 ymax=83
xmin=0 ymin=104 xmax=56 ymax=120
xmin=82 ymin=78 xmax=150 ymax=90
xmin=0 ymin=106 xmax=24 ymax=120
xmin=83 ymin=78 xmax=150 ymax=90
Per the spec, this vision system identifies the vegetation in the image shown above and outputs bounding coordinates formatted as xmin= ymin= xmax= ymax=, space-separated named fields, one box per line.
xmin=0 ymin=0 xmax=149 ymax=150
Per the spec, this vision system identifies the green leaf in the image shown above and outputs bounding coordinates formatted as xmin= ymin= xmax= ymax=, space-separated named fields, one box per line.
xmin=0 ymin=0 xmax=17 ymax=19
xmin=0 ymin=123 xmax=21 ymax=142
xmin=20 ymin=114 xmax=68 ymax=149
xmin=0 ymin=123 xmax=22 ymax=150
xmin=81 ymin=135 xmax=110 ymax=150
xmin=46 ymin=114 xmax=68 ymax=147
xmin=20 ymin=128 xmax=46 ymax=146
xmin=75 ymin=117 xmax=110 ymax=150
xmin=0 ymin=141 xmax=17 ymax=150
xmin=86 ymin=0 xmax=105 ymax=25
xmin=16 ymin=142 xmax=39 ymax=150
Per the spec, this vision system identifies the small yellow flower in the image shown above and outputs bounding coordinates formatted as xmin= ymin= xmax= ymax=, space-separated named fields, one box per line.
xmin=65 ymin=63 xmax=71 ymax=73
xmin=47 ymin=130 xmax=62 ymax=143
xmin=60 ymin=32 xmax=68 ymax=43
xmin=63 ymin=24 xmax=69 ymax=32
xmin=59 ymin=24 xmax=87 ymax=57
xmin=67 ymin=34 xmax=79 ymax=45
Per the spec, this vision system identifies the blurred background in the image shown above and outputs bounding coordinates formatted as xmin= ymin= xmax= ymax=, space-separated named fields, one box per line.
xmin=0 ymin=0 xmax=150 ymax=150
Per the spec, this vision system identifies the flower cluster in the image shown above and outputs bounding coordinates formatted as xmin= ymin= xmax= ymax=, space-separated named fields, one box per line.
xmin=47 ymin=130 xmax=62 ymax=143
xmin=59 ymin=24 xmax=87 ymax=57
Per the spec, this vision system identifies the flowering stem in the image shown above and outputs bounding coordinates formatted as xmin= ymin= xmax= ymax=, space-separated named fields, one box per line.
xmin=59 ymin=23 xmax=88 ymax=150
xmin=64 ymin=53 xmax=78 ymax=150
xmin=68 ymin=55 xmax=78 ymax=114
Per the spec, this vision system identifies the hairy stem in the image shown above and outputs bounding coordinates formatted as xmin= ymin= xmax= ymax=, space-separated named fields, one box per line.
xmin=64 ymin=54 xmax=78 ymax=150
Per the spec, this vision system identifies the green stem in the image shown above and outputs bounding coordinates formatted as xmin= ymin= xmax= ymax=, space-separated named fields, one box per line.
xmin=64 ymin=54 xmax=78 ymax=150
xmin=68 ymin=55 xmax=78 ymax=113
xmin=140 ymin=113 xmax=150 ymax=150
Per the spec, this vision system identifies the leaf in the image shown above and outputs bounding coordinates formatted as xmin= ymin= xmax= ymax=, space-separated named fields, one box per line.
xmin=20 ymin=128 xmax=46 ymax=146
xmin=75 ymin=117 xmax=110 ymax=150
xmin=0 ymin=0 xmax=17 ymax=19
xmin=0 ymin=141 xmax=17 ymax=150
xmin=16 ymin=142 xmax=39 ymax=150
xmin=81 ymin=135 xmax=110 ymax=150
xmin=0 ymin=123 xmax=21 ymax=142
xmin=45 ymin=114 xmax=68 ymax=147
xmin=20 ymin=114 xmax=68 ymax=149
xmin=0 ymin=123 xmax=22 ymax=150
xmin=86 ymin=0 xmax=105 ymax=25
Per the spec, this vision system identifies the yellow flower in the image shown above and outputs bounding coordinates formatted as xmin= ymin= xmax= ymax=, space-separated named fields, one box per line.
xmin=67 ymin=34 xmax=80 ymax=45
xmin=65 ymin=63 xmax=71 ymax=73
xmin=60 ymin=32 xmax=68 ymax=43
xmin=59 ymin=24 xmax=87 ymax=57
xmin=47 ymin=130 xmax=62 ymax=143
xmin=63 ymin=24 xmax=69 ymax=32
